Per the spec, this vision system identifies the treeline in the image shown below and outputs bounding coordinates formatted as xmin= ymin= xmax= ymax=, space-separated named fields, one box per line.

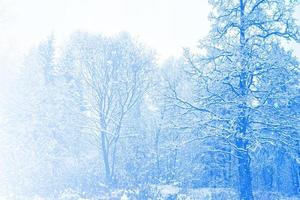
xmin=1 ymin=0 xmax=300 ymax=199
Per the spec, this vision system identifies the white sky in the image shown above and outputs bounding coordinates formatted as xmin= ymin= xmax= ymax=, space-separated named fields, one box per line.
xmin=0 ymin=0 xmax=211 ymax=60
xmin=0 ymin=0 xmax=299 ymax=92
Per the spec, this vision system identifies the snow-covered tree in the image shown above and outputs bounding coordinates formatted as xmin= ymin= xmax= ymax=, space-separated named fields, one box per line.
xmin=63 ymin=32 xmax=155 ymax=186
xmin=169 ymin=0 xmax=300 ymax=199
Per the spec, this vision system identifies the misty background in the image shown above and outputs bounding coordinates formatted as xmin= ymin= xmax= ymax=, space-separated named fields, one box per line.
xmin=1 ymin=0 xmax=300 ymax=199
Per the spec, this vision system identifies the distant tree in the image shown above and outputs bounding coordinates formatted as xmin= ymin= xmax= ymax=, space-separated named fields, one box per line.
xmin=3 ymin=35 xmax=91 ymax=196
xmin=65 ymin=32 xmax=155 ymax=186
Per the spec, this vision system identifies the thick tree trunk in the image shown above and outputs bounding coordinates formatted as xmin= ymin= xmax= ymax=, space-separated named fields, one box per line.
xmin=237 ymin=1 xmax=254 ymax=198
xmin=235 ymin=103 xmax=254 ymax=199
xmin=236 ymin=138 xmax=254 ymax=200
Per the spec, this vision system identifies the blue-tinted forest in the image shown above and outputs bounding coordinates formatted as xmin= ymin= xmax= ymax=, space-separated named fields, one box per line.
xmin=1 ymin=0 xmax=300 ymax=199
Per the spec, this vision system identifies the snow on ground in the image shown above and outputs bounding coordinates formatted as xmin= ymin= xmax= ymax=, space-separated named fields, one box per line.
xmin=0 ymin=187 xmax=299 ymax=200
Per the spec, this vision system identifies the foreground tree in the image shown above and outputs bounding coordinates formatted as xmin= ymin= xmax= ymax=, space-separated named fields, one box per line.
xmin=169 ymin=0 xmax=300 ymax=199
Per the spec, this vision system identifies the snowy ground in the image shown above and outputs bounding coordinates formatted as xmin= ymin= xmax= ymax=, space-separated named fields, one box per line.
xmin=1 ymin=186 xmax=300 ymax=200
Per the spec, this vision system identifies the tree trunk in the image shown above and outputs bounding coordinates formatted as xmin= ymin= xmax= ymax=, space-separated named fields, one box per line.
xmin=237 ymin=0 xmax=254 ymax=197
xmin=101 ymin=131 xmax=112 ymax=185
xmin=110 ymin=116 xmax=123 ymax=186
xmin=236 ymin=138 xmax=254 ymax=200
xmin=155 ymin=128 xmax=160 ymax=181
xmin=290 ymin=142 xmax=300 ymax=195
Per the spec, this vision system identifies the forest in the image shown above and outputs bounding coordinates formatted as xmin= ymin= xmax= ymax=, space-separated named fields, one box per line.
xmin=0 ymin=0 xmax=300 ymax=199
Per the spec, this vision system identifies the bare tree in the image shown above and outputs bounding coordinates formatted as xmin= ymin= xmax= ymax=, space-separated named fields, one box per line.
xmin=76 ymin=33 xmax=154 ymax=186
